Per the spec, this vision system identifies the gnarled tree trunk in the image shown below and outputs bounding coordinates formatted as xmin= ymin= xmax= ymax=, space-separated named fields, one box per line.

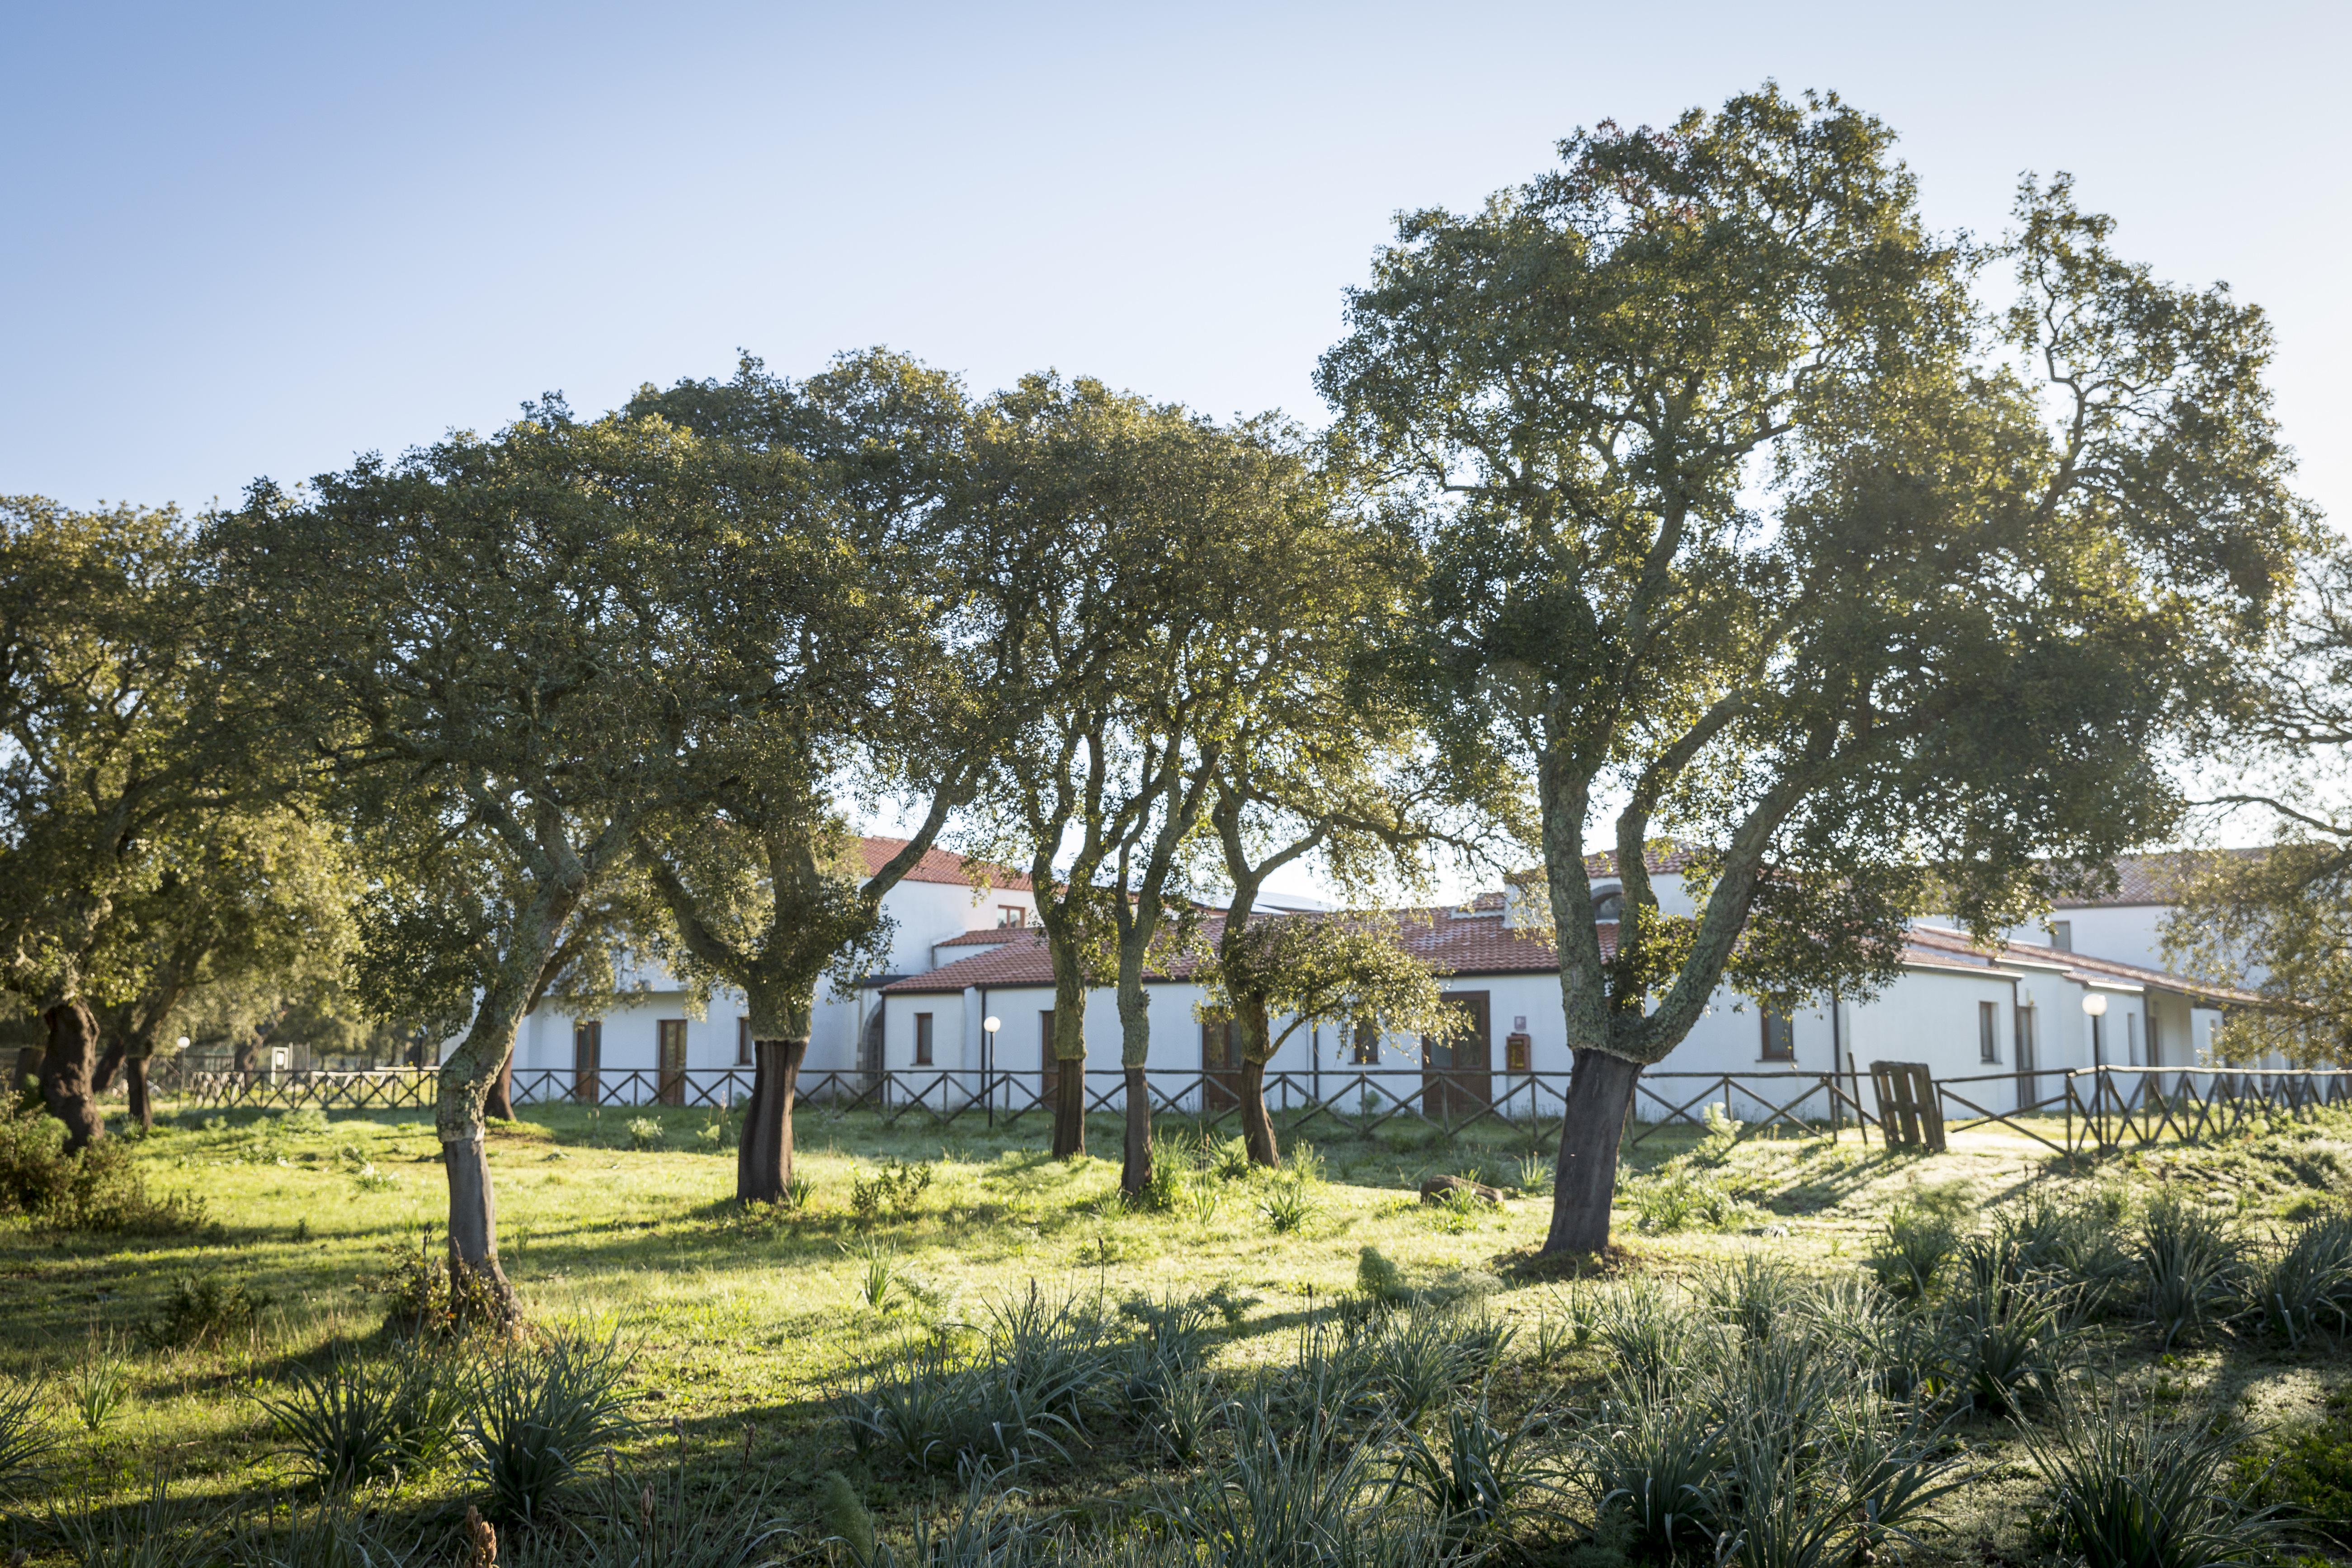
xmin=1048 ymin=964 xmax=1087 ymax=1158
xmin=40 ymin=1001 xmax=106 ymax=1153
xmin=1542 ymin=1048 xmax=1640 ymax=1256
xmin=485 ymin=1055 xmax=514 ymax=1121
xmin=93 ymin=1042 xmax=125 ymax=1094
xmin=1235 ymin=996 xmax=1280 ymax=1167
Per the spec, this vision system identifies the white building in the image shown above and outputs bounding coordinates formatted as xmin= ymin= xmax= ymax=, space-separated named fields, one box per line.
xmin=500 ymin=842 xmax=2257 ymax=1121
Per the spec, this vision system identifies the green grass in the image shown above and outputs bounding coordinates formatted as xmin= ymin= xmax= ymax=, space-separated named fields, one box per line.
xmin=0 ymin=1098 xmax=2343 ymax=1563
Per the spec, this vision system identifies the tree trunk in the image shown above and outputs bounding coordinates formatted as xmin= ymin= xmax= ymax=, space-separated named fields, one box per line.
xmin=1542 ymin=1048 xmax=1641 ymax=1256
xmin=126 ymin=1053 xmax=152 ymax=1131
xmin=1052 ymin=1054 xmax=1086 ymax=1158
xmin=1239 ymin=1057 xmax=1280 ymax=1167
xmin=92 ymin=1041 xmax=125 ymax=1094
xmin=1121 ymin=1066 xmax=1151 ymax=1197
xmin=485 ymin=1052 xmax=514 ymax=1121
xmin=443 ymin=1133 xmax=518 ymax=1321
xmin=736 ymin=1038 xmax=806 ymax=1205
xmin=40 ymin=1001 xmax=106 ymax=1153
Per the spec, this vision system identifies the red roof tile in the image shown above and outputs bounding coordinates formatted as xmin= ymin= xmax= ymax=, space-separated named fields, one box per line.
xmin=859 ymin=836 xmax=1032 ymax=892
xmin=1902 ymin=923 xmax=2262 ymax=1006
xmin=883 ymin=908 xmax=1607 ymax=995
xmin=2046 ymin=849 xmax=2259 ymax=909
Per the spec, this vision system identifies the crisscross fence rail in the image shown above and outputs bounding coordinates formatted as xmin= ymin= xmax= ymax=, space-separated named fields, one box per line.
xmin=1932 ymin=1064 xmax=2352 ymax=1155
xmin=170 ymin=1062 xmax=1877 ymax=1145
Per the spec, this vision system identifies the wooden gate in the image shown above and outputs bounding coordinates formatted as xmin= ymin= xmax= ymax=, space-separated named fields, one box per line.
xmin=657 ymin=1020 xmax=688 ymax=1107
xmin=1202 ymin=1020 xmax=1241 ymax=1111
xmin=1869 ymin=1060 xmax=1945 ymax=1151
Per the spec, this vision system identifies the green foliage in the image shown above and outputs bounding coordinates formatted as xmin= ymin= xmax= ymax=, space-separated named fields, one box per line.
xmin=2234 ymin=1397 xmax=2352 ymax=1549
xmin=66 ymin=1335 xmax=133 ymax=1434
xmin=0 ymin=1109 xmax=205 ymax=1233
xmin=145 ymin=1272 xmax=264 ymax=1349
xmin=463 ymin=1328 xmax=636 ymax=1524
xmin=850 ymin=1158 xmax=935 ymax=1224
xmin=1864 ymin=1207 xmax=1960 ymax=1302
xmin=627 ymin=1116 xmax=664 ymax=1150
xmin=1258 ymin=1173 xmax=1317 ymax=1234
xmin=2135 ymin=1194 xmax=2249 ymax=1349
xmin=260 ymin=1344 xmax=465 ymax=1488
xmin=2026 ymin=1402 xmax=2281 ymax=1568
xmin=1624 ymin=1164 xmax=1748 ymax=1234
xmin=1389 ymin=1398 xmax=1559 ymax=1540
xmin=0 ymin=1377 xmax=59 ymax=1489
xmin=2247 ymin=1212 xmax=2352 ymax=1342
xmin=819 ymin=1470 xmax=877 ymax=1568
xmin=1356 ymin=1246 xmax=1409 ymax=1305
xmin=361 ymin=1232 xmax=505 ymax=1337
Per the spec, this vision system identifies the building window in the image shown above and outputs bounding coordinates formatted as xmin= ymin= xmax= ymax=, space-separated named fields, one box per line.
xmin=1593 ymin=885 xmax=1623 ymax=921
xmin=1978 ymin=1000 xmax=1999 ymax=1064
xmin=2049 ymin=921 xmax=2072 ymax=951
xmin=914 ymin=1012 xmax=934 ymax=1066
xmin=1351 ymin=1019 xmax=1379 ymax=1064
xmin=737 ymin=1017 xmax=753 ymax=1067
xmin=1759 ymin=1011 xmax=1795 ymax=1062
xmin=999 ymin=905 xmax=1027 ymax=928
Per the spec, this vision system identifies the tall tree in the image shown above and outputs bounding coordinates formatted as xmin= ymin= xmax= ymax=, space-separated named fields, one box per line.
xmin=90 ymin=803 xmax=356 ymax=1128
xmin=212 ymin=403 xmax=840 ymax=1313
xmin=620 ymin=350 xmax=1005 ymax=1205
xmin=1318 ymin=89 xmax=2314 ymax=1254
xmin=0 ymin=497 xmax=270 ymax=1149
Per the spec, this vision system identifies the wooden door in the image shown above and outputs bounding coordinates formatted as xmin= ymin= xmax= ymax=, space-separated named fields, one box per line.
xmin=657 ymin=1019 xmax=688 ymax=1106
xmin=1422 ymin=991 xmax=1491 ymax=1121
xmin=1202 ymin=1020 xmax=1240 ymax=1111
xmin=573 ymin=1020 xmax=602 ymax=1104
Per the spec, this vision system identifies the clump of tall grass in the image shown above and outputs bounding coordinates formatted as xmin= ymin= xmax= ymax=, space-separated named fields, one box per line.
xmin=2025 ymin=1401 xmax=2282 ymax=1568
xmin=1864 ymin=1206 xmax=1961 ymax=1303
xmin=2135 ymin=1194 xmax=2249 ymax=1349
xmin=262 ymin=1342 xmax=466 ymax=1488
xmin=464 ymin=1328 xmax=635 ymax=1524
xmin=1694 ymin=1254 xmax=1801 ymax=1344
xmin=0 ymin=1378 xmax=59 ymax=1488
xmin=1587 ymin=1278 xmax=1705 ymax=1389
xmin=2245 ymin=1212 xmax=2352 ymax=1344
xmin=1388 ymin=1398 xmax=1561 ymax=1541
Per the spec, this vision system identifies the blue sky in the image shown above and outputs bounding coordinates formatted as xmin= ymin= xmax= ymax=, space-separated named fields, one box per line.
xmin=5 ymin=1 xmax=2346 ymax=530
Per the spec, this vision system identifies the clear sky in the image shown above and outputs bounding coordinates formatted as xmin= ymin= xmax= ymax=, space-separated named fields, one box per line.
xmin=5 ymin=1 xmax=2345 ymax=524
xmin=5 ymin=2 xmax=2342 ymax=895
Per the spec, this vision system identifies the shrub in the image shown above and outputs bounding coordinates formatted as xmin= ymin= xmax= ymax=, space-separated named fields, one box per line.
xmin=66 ymin=1336 xmax=133 ymax=1434
xmin=1588 ymin=1279 xmax=1701 ymax=1390
xmin=2245 ymin=1212 xmax=2352 ymax=1344
xmin=465 ymin=1328 xmax=636 ymax=1524
xmin=1579 ymin=1388 xmax=1728 ymax=1556
xmin=262 ymin=1344 xmax=465 ymax=1487
xmin=1357 ymin=1246 xmax=1410 ymax=1305
xmin=2136 ymin=1195 xmax=2249 ymax=1349
xmin=627 ymin=1117 xmax=664 ymax=1150
xmin=1998 ymin=1192 xmax=2135 ymax=1316
xmin=1390 ymin=1398 xmax=1559 ymax=1540
xmin=2026 ymin=1402 xmax=2281 ymax=1568
xmin=362 ymin=1232 xmax=505 ymax=1337
xmin=850 ymin=1158 xmax=934 ymax=1224
xmin=1208 ymin=1135 xmax=1253 ymax=1183
xmin=1259 ymin=1175 xmax=1316 ymax=1234
xmin=1940 ymin=1282 xmax=2067 ymax=1415
xmin=0 ymin=1111 xmax=206 ymax=1234
xmin=1694 ymin=1255 xmax=1801 ymax=1345
xmin=1510 ymin=1150 xmax=1555 ymax=1194
xmin=1361 ymin=1302 xmax=1504 ymax=1427
xmin=1137 ymin=1134 xmax=1194 ymax=1213
xmin=1627 ymin=1166 xmax=1745 ymax=1233
xmin=145 ymin=1272 xmax=264 ymax=1349
xmin=1864 ymin=1207 xmax=1959 ymax=1303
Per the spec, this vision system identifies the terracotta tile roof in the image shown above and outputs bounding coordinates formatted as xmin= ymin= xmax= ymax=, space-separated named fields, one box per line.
xmin=1580 ymin=845 xmax=1698 ymax=880
xmin=1902 ymin=923 xmax=2263 ymax=1006
xmin=859 ymin=836 xmax=1033 ymax=892
xmin=2046 ymin=849 xmax=2259 ymax=909
xmin=882 ymin=908 xmax=1608 ymax=995
xmin=936 ymin=927 xmax=1032 ymax=947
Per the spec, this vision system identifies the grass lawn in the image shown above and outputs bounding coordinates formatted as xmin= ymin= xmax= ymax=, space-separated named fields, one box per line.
xmin=1 ymin=1096 xmax=2348 ymax=1563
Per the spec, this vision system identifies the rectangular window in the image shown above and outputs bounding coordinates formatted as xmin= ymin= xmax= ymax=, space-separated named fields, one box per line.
xmin=1978 ymin=999 xmax=1999 ymax=1063
xmin=2049 ymin=921 xmax=2072 ymax=951
xmin=914 ymin=1012 xmax=934 ymax=1066
xmin=657 ymin=1019 xmax=688 ymax=1106
xmin=1351 ymin=1019 xmax=1379 ymax=1064
xmin=737 ymin=1017 xmax=753 ymax=1067
xmin=999 ymin=905 xmax=1026 ymax=928
xmin=1759 ymin=1011 xmax=1795 ymax=1062
xmin=573 ymin=1020 xmax=602 ymax=1103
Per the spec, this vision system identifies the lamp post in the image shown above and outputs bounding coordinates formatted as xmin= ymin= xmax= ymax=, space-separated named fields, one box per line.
xmin=2082 ymin=992 xmax=2108 ymax=1069
xmin=983 ymin=1015 xmax=1001 ymax=1127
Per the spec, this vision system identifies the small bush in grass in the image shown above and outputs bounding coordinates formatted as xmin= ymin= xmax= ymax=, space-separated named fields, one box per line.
xmin=0 ymin=1110 xmax=206 ymax=1234
xmin=145 ymin=1272 xmax=264 ymax=1349
xmin=1588 ymin=1279 xmax=1701 ymax=1390
xmin=850 ymin=1158 xmax=934 ymax=1224
xmin=1627 ymin=1166 xmax=1744 ymax=1234
xmin=363 ymin=1232 xmax=505 ymax=1337
xmin=262 ymin=1344 xmax=465 ymax=1487
xmin=1390 ymin=1398 xmax=1560 ymax=1540
xmin=1357 ymin=1246 xmax=1410 ymax=1305
xmin=1694 ymin=1254 xmax=1801 ymax=1344
xmin=2026 ymin=1401 xmax=2281 ymax=1568
xmin=627 ymin=1116 xmax=663 ymax=1150
xmin=48 ymin=1474 xmax=209 ymax=1568
xmin=1208 ymin=1135 xmax=1253 ymax=1182
xmin=66 ymin=1334 xmax=133 ymax=1434
xmin=1137 ymin=1134 xmax=1193 ymax=1213
xmin=1578 ymin=1387 xmax=1729 ymax=1556
xmin=2136 ymin=1194 xmax=2249 ymax=1349
xmin=1864 ymin=1206 xmax=1960 ymax=1303
xmin=1259 ymin=1174 xmax=1316 ymax=1234
xmin=1510 ymin=1149 xmax=1555 ymax=1194
xmin=465 ymin=1328 xmax=635 ymax=1524
xmin=782 ymin=1172 xmax=814 ymax=1211
xmin=1941 ymin=1282 xmax=2068 ymax=1415
xmin=2245 ymin=1212 xmax=2352 ymax=1344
